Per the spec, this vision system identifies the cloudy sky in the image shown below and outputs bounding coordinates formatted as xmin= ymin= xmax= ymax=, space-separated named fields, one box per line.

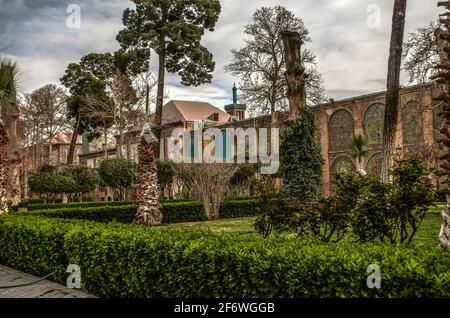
xmin=0 ymin=0 xmax=439 ymax=110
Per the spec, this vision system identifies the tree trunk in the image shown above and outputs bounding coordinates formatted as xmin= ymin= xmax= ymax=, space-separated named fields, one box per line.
xmin=202 ymin=190 xmax=220 ymax=221
xmin=381 ymin=0 xmax=407 ymax=183
xmin=435 ymin=0 xmax=450 ymax=249
xmin=104 ymin=128 xmax=108 ymax=159
xmin=281 ymin=31 xmax=306 ymax=121
xmin=67 ymin=116 xmax=81 ymax=165
xmin=0 ymin=124 xmax=9 ymax=214
xmin=133 ymin=133 xmax=162 ymax=226
xmin=1 ymin=99 xmax=20 ymax=205
xmin=62 ymin=193 xmax=68 ymax=204
xmin=155 ymin=40 xmax=166 ymax=140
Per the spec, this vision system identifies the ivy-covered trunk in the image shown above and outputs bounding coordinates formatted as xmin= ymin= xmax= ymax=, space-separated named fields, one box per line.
xmin=133 ymin=127 xmax=162 ymax=226
xmin=0 ymin=123 xmax=9 ymax=214
xmin=435 ymin=0 xmax=450 ymax=249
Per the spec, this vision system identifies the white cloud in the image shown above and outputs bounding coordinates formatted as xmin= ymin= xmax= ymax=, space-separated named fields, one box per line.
xmin=1 ymin=0 xmax=441 ymax=103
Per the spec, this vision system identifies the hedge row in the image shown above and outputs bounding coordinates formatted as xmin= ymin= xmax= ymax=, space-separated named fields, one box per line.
xmin=26 ymin=200 xmax=258 ymax=224
xmin=1 ymin=215 xmax=450 ymax=298
xmin=14 ymin=201 xmax=133 ymax=212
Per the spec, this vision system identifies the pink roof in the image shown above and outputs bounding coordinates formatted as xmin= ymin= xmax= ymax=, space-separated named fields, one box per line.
xmin=162 ymin=100 xmax=231 ymax=124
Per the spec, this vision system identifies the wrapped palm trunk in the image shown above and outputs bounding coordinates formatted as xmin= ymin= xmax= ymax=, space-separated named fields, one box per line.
xmin=133 ymin=122 xmax=162 ymax=226
xmin=434 ymin=0 xmax=450 ymax=249
xmin=0 ymin=124 xmax=9 ymax=214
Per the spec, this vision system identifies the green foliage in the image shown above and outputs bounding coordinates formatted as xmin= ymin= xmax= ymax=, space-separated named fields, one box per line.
xmin=351 ymin=177 xmax=395 ymax=243
xmin=390 ymin=159 xmax=436 ymax=244
xmin=280 ymin=107 xmax=323 ymax=202
xmin=349 ymin=133 xmax=369 ymax=167
xmin=60 ymin=165 xmax=100 ymax=194
xmin=256 ymin=159 xmax=436 ymax=245
xmin=97 ymin=158 xmax=137 ymax=191
xmin=28 ymin=164 xmax=95 ymax=198
xmin=1 ymin=215 xmax=450 ymax=298
xmin=230 ymin=164 xmax=257 ymax=185
xmin=254 ymin=181 xmax=294 ymax=237
xmin=293 ymin=172 xmax=364 ymax=242
xmin=60 ymin=62 xmax=114 ymax=139
xmin=157 ymin=160 xmax=175 ymax=187
xmin=29 ymin=205 xmax=137 ymax=224
xmin=0 ymin=56 xmax=18 ymax=107
xmin=23 ymin=201 xmax=132 ymax=212
xmin=37 ymin=163 xmax=57 ymax=174
xmin=28 ymin=171 xmax=54 ymax=196
xmin=117 ymin=0 xmax=221 ymax=87
xmin=25 ymin=200 xmax=259 ymax=225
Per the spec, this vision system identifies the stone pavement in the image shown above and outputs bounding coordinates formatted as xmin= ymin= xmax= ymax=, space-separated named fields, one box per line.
xmin=0 ymin=265 xmax=95 ymax=298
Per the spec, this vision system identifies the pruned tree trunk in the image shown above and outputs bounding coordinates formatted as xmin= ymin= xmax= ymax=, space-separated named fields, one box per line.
xmin=133 ymin=123 xmax=162 ymax=226
xmin=281 ymin=31 xmax=306 ymax=121
xmin=381 ymin=0 xmax=407 ymax=183
xmin=0 ymin=123 xmax=9 ymax=214
xmin=434 ymin=0 xmax=450 ymax=249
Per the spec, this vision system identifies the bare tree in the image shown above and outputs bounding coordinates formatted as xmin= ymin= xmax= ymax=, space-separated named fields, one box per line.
xmin=177 ymin=163 xmax=238 ymax=220
xmin=403 ymin=22 xmax=439 ymax=84
xmin=225 ymin=6 xmax=326 ymax=119
xmin=381 ymin=0 xmax=408 ymax=183
xmin=23 ymin=85 xmax=72 ymax=165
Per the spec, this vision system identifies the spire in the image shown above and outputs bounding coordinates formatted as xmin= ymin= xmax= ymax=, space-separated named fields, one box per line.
xmin=232 ymin=83 xmax=238 ymax=105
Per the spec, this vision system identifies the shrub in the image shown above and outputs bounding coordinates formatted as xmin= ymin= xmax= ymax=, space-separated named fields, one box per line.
xmin=254 ymin=181 xmax=294 ymax=237
xmin=389 ymin=159 xmax=436 ymax=244
xmin=60 ymin=165 xmax=100 ymax=198
xmin=1 ymin=215 xmax=450 ymax=298
xmin=157 ymin=160 xmax=176 ymax=198
xmin=98 ymin=158 xmax=137 ymax=199
xmin=220 ymin=200 xmax=259 ymax=218
xmin=257 ymin=159 xmax=436 ymax=245
xmin=25 ymin=200 xmax=259 ymax=224
xmin=0 ymin=216 xmax=73 ymax=281
xmin=351 ymin=178 xmax=395 ymax=243
xmin=27 ymin=164 xmax=94 ymax=201
xmin=28 ymin=205 xmax=137 ymax=223
xmin=22 ymin=201 xmax=133 ymax=212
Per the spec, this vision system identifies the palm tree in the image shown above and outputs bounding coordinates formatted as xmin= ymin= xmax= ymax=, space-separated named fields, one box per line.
xmin=133 ymin=121 xmax=162 ymax=226
xmin=0 ymin=57 xmax=19 ymax=214
xmin=349 ymin=134 xmax=369 ymax=173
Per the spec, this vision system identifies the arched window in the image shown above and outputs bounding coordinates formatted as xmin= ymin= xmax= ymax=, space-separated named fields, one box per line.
xmin=363 ymin=103 xmax=385 ymax=146
xmin=331 ymin=156 xmax=356 ymax=175
xmin=328 ymin=110 xmax=354 ymax=152
xmin=366 ymin=153 xmax=382 ymax=178
xmin=402 ymin=101 xmax=424 ymax=144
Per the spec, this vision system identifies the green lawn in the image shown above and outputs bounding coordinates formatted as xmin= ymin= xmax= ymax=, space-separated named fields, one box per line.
xmin=167 ymin=204 xmax=445 ymax=248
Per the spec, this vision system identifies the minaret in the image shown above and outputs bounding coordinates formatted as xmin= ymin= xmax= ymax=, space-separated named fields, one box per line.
xmin=225 ymin=84 xmax=247 ymax=121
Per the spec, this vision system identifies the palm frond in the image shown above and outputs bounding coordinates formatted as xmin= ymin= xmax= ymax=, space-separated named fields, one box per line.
xmin=349 ymin=133 xmax=369 ymax=162
xmin=0 ymin=56 xmax=19 ymax=107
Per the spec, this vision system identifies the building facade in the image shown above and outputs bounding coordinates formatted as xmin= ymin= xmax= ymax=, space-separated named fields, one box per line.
xmin=79 ymin=83 xmax=439 ymax=195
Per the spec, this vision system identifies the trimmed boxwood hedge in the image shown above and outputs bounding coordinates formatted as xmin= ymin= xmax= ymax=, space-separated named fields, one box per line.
xmin=20 ymin=201 xmax=133 ymax=212
xmin=1 ymin=215 xmax=450 ymax=298
xmin=26 ymin=200 xmax=259 ymax=224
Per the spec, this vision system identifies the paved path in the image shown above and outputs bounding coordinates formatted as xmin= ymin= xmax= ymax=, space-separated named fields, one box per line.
xmin=0 ymin=265 xmax=95 ymax=298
